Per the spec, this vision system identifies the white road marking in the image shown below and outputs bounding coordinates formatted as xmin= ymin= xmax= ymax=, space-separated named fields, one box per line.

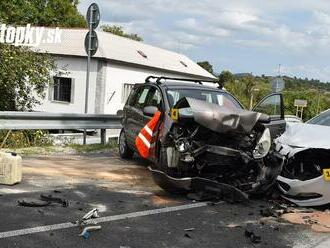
xmin=0 ymin=186 xmax=73 ymax=195
xmin=0 ymin=202 xmax=210 ymax=239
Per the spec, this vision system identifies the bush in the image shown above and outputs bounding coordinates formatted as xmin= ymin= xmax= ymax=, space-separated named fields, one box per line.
xmin=0 ymin=130 xmax=54 ymax=148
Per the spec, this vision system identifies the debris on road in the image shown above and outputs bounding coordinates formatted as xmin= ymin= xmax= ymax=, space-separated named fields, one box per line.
xmin=226 ymin=223 xmax=242 ymax=228
xmin=76 ymin=208 xmax=100 ymax=226
xmin=40 ymin=194 xmax=69 ymax=207
xmin=244 ymin=223 xmax=262 ymax=244
xmin=82 ymin=208 xmax=100 ymax=221
xmin=184 ymin=228 xmax=195 ymax=232
xmin=17 ymin=194 xmax=69 ymax=207
xmin=18 ymin=199 xmax=51 ymax=207
xmin=79 ymin=225 xmax=102 ymax=239
xmin=184 ymin=233 xmax=192 ymax=239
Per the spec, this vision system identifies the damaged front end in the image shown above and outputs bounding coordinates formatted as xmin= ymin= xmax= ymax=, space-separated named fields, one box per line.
xmin=151 ymin=97 xmax=284 ymax=201
xmin=275 ymin=123 xmax=330 ymax=206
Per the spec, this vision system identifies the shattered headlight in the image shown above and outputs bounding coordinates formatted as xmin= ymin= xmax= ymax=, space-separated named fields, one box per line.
xmin=175 ymin=138 xmax=190 ymax=153
xmin=253 ymin=128 xmax=271 ymax=159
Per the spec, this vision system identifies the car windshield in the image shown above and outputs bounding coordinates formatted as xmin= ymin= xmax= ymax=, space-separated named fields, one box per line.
xmin=167 ymin=88 xmax=242 ymax=110
xmin=306 ymin=110 xmax=330 ymax=126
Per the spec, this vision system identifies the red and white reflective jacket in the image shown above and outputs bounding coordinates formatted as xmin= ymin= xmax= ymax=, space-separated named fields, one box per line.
xmin=135 ymin=111 xmax=162 ymax=158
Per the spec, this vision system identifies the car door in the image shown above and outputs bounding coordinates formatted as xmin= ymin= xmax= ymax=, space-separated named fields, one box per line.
xmin=253 ymin=93 xmax=286 ymax=139
xmin=142 ymin=85 xmax=164 ymax=161
xmin=124 ymin=85 xmax=151 ymax=147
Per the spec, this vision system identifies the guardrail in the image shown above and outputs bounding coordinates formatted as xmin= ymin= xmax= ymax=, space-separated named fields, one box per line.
xmin=0 ymin=112 xmax=123 ymax=145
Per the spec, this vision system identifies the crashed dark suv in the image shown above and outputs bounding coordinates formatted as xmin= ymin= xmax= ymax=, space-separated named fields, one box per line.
xmin=119 ymin=76 xmax=286 ymax=200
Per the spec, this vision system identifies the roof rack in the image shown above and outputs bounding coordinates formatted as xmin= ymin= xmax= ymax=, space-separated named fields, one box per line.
xmin=144 ymin=76 xmax=223 ymax=89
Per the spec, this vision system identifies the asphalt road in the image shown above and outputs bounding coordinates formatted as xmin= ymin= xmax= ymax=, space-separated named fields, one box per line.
xmin=0 ymin=153 xmax=329 ymax=248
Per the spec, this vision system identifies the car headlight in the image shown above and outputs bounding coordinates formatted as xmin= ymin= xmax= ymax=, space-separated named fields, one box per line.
xmin=253 ymin=128 xmax=271 ymax=159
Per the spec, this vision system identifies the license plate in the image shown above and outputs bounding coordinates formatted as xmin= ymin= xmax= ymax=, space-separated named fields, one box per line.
xmin=323 ymin=169 xmax=330 ymax=181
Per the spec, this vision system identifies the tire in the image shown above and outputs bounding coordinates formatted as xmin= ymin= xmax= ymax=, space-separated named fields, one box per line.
xmin=151 ymin=147 xmax=188 ymax=194
xmin=118 ymin=129 xmax=134 ymax=159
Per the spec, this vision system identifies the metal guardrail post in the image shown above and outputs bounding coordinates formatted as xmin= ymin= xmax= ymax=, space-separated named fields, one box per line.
xmin=100 ymin=129 xmax=106 ymax=145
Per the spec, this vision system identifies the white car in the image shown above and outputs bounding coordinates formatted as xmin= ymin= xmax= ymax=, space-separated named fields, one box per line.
xmin=284 ymin=115 xmax=303 ymax=123
xmin=275 ymin=122 xmax=330 ymax=206
xmin=306 ymin=109 xmax=330 ymax=126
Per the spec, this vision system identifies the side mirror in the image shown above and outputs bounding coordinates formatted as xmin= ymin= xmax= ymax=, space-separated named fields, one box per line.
xmin=143 ymin=106 xmax=158 ymax=117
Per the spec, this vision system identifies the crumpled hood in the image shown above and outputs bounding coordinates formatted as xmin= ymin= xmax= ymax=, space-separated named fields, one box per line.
xmin=276 ymin=122 xmax=330 ymax=149
xmin=176 ymin=97 xmax=262 ymax=134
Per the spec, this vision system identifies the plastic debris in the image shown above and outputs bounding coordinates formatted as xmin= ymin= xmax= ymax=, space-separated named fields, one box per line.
xmin=245 ymin=223 xmax=262 ymax=243
xmin=184 ymin=228 xmax=195 ymax=232
xmin=77 ymin=208 xmax=100 ymax=226
xmin=40 ymin=194 xmax=69 ymax=207
xmin=184 ymin=233 xmax=192 ymax=239
xmin=82 ymin=208 xmax=100 ymax=221
xmin=18 ymin=199 xmax=51 ymax=207
xmin=79 ymin=225 xmax=102 ymax=239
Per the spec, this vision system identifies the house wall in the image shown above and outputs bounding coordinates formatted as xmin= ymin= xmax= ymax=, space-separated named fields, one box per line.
xmin=103 ymin=63 xmax=210 ymax=114
xmin=34 ymin=56 xmax=216 ymax=115
xmin=34 ymin=56 xmax=98 ymax=114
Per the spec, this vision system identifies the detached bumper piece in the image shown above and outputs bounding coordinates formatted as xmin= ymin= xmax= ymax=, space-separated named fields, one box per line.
xmin=149 ymin=167 xmax=249 ymax=203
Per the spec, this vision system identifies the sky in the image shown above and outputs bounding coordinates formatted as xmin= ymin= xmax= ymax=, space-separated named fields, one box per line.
xmin=79 ymin=0 xmax=330 ymax=82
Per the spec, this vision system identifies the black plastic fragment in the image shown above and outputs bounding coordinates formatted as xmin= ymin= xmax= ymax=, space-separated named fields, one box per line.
xmin=245 ymin=223 xmax=262 ymax=244
xmin=18 ymin=200 xmax=51 ymax=207
xmin=40 ymin=194 xmax=69 ymax=207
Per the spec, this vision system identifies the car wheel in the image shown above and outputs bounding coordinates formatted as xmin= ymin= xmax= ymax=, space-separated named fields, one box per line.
xmin=151 ymin=147 xmax=188 ymax=194
xmin=118 ymin=129 xmax=134 ymax=159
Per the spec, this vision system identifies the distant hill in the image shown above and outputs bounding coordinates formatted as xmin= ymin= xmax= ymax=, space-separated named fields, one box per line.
xmin=245 ymin=74 xmax=330 ymax=91
xmin=224 ymin=72 xmax=330 ymax=120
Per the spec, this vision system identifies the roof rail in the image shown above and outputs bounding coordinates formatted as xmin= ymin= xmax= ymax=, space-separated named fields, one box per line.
xmin=144 ymin=76 xmax=223 ymax=89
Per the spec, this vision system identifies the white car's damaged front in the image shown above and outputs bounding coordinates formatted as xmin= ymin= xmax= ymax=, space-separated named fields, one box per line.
xmin=275 ymin=122 xmax=330 ymax=206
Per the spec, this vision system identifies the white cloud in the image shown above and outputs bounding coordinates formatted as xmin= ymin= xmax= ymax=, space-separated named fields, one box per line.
xmin=281 ymin=65 xmax=330 ymax=82
xmin=79 ymin=0 xmax=330 ymax=80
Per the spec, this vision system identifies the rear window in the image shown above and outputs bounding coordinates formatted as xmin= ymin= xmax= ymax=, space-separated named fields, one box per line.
xmin=167 ymin=88 xmax=242 ymax=110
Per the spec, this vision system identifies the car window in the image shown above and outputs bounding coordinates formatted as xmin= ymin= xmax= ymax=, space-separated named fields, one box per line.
xmin=167 ymin=89 xmax=242 ymax=110
xmin=253 ymin=94 xmax=282 ymax=119
xmin=129 ymin=87 xmax=150 ymax=110
xmin=217 ymin=93 xmax=243 ymax=110
xmin=144 ymin=87 xmax=163 ymax=110
xmin=127 ymin=87 xmax=140 ymax=106
xmin=307 ymin=110 xmax=330 ymax=126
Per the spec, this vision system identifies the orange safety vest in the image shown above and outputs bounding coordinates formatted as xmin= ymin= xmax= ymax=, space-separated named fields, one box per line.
xmin=135 ymin=111 xmax=162 ymax=158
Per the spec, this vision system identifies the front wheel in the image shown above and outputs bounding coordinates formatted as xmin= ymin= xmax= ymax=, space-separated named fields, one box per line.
xmin=151 ymin=147 xmax=188 ymax=194
xmin=118 ymin=129 xmax=134 ymax=159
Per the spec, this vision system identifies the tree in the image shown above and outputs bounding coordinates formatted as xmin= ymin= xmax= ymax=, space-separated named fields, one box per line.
xmin=0 ymin=0 xmax=86 ymax=111
xmin=101 ymin=25 xmax=143 ymax=42
xmin=0 ymin=0 xmax=86 ymax=28
xmin=0 ymin=44 xmax=56 ymax=111
xmin=218 ymin=70 xmax=234 ymax=85
xmin=197 ymin=61 xmax=214 ymax=74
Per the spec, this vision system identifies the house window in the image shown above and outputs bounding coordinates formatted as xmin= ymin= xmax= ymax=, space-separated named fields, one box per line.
xmin=122 ymin=83 xmax=135 ymax=103
xmin=53 ymin=77 xmax=72 ymax=103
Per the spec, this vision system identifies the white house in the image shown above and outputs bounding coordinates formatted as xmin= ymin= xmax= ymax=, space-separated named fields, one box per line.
xmin=34 ymin=28 xmax=216 ymax=115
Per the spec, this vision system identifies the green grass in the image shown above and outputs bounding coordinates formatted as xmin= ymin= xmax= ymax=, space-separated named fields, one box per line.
xmin=68 ymin=138 xmax=118 ymax=153
xmin=0 ymin=138 xmax=118 ymax=157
